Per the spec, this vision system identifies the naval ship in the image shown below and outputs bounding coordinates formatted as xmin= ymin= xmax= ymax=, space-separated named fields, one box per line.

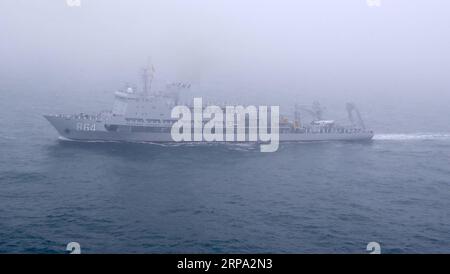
xmin=44 ymin=67 xmax=374 ymax=143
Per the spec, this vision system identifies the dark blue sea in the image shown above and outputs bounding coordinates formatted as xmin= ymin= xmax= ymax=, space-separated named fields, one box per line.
xmin=1 ymin=89 xmax=449 ymax=253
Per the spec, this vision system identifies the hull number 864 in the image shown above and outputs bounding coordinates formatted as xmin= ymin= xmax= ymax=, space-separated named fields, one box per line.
xmin=76 ymin=123 xmax=96 ymax=131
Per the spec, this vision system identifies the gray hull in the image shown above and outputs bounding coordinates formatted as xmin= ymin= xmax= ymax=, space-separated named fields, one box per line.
xmin=45 ymin=115 xmax=374 ymax=143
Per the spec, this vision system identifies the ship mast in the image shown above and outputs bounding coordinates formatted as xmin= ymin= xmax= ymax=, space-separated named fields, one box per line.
xmin=294 ymin=103 xmax=301 ymax=129
xmin=141 ymin=61 xmax=154 ymax=98
xmin=346 ymin=102 xmax=366 ymax=129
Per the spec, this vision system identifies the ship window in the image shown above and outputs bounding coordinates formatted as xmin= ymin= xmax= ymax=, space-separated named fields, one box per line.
xmin=64 ymin=129 xmax=70 ymax=134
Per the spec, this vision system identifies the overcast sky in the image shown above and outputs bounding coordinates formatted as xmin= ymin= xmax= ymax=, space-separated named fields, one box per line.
xmin=1 ymin=0 xmax=449 ymax=108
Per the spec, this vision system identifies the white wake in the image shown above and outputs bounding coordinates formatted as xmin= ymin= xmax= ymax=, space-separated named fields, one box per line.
xmin=373 ymin=133 xmax=450 ymax=141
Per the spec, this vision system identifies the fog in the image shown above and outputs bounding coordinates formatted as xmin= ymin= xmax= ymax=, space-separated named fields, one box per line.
xmin=1 ymin=0 xmax=449 ymax=131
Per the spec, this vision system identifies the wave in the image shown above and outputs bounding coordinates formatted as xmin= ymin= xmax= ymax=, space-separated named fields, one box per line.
xmin=0 ymin=134 xmax=17 ymax=140
xmin=57 ymin=134 xmax=450 ymax=144
xmin=58 ymin=136 xmax=121 ymax=143
xmin=373 ymin=133 xmax=450 ymax=141
xmin=56 ymin=137 xmax=257 ymax=150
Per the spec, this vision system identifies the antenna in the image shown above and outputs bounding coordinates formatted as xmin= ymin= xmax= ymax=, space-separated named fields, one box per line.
xmin=141 ymin=58 xmax=155 ymax=97
xmin=346 ymin=102 xmax=366 ymax=129
xmin=294 ymin=103 xmax=301 ymax=128
xmin=298 ymin=102 xmax=324 ymax=121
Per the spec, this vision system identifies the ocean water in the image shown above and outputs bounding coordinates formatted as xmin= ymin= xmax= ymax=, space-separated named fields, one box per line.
xmin=1 ymin=90 xmax=450 ymax=253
